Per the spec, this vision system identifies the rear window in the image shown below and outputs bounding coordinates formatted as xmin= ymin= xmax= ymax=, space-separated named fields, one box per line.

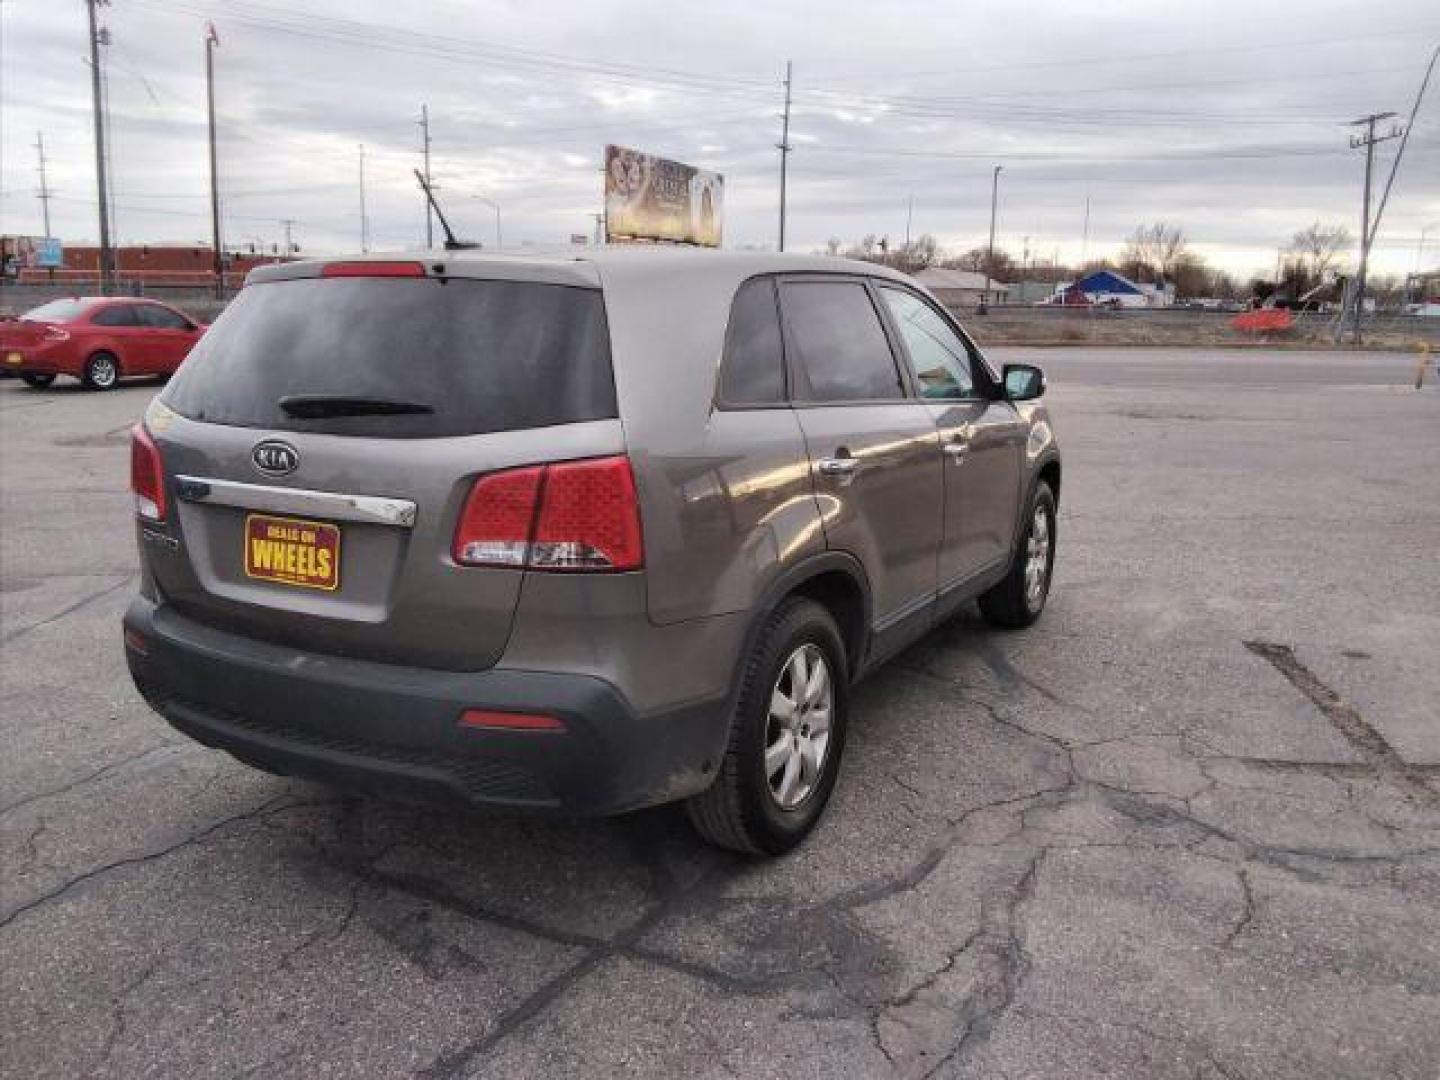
xmin=162 ymin=277 xmax=615 ymax=438
xmin=22 ymin=299 xmax=91 ymax=323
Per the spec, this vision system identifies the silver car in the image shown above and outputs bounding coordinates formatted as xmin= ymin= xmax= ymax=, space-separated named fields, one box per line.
xmin=124 ymin=249 xmax=1060 ymax=855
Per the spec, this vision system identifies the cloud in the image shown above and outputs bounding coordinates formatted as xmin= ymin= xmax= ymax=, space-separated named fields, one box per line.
xmin=1 ymin=0 xmax=1436 ymax=277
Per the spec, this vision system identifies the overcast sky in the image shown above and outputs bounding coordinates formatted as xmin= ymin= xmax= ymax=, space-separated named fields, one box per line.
xmin=2 ymin=0 xmax=1437 ymax=279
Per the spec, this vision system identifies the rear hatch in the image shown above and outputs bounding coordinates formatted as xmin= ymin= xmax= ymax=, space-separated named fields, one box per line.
xmin=143 ymin=260 xmax=623 ymax=671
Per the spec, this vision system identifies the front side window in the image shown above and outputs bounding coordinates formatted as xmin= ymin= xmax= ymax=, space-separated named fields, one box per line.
xmin=781 ymin=281 xmax=904 ymax=402
xmin=879 ymin=287 xmax=976 ymax=399
xmin=91 ymin=305 xmax=141 ymax=328
xmin=718 ymin=278 xmax=785 ymax=405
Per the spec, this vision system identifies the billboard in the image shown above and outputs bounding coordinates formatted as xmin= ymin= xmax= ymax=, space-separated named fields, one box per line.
xmin=1 ymin=236 xmax=63 ymax=277
xmin=605 ymin=145 xmax=723 ymax=247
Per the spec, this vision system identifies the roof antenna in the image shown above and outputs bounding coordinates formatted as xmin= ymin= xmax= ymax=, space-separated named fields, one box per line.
xmin=413 ymin=169 xmax=480 ymax=251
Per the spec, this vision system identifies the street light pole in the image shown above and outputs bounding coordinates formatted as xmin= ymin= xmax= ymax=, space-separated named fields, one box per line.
xmin=472 ymin=195 xmax=501 ymax=248
xmin=983 ymin=165 xmax=1002 ymax=313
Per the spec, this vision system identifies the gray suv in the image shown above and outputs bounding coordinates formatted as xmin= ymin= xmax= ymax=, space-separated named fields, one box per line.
xmin=123 ymin=250 xmax=1059 ymax=855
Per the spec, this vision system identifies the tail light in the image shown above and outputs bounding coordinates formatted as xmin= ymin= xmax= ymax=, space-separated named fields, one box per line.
xmin=452 ymin=455 xmax=643 ymax=572
xmin=130 ymin=424 xmax=166 ymax=522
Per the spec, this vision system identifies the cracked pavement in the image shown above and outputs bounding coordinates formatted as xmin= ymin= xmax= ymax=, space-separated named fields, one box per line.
xmin=2 ymin=347 xmax=1438 ymax=1078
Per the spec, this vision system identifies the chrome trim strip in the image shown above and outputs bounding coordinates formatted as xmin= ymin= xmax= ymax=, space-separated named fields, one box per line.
xmin=174 ymin=475 xmax=417 ymax=527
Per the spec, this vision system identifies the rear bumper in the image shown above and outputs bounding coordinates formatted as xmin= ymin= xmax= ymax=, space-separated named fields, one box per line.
xmin=123 ymin=597 xmax=730 ymax=815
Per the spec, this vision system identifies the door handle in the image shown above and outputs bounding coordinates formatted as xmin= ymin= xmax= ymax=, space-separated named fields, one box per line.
xmin=816 ymin=457 xmax=858 ymax=476
xmin=944 ymin=441 xmax=969 ymax=461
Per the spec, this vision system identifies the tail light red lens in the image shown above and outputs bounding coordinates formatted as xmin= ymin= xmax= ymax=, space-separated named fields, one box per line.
xmin=452 ymin=465 xmax=544 ymax=566
xmin=130 ymin=424 xmax=166 ymax=522
xmin=452 ymin=455 xmax=643 ymax=572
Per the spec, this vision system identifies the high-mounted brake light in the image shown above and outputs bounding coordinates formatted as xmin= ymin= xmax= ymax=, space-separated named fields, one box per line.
xmin=320 ymin=261 xmax=426 ymax=278
xmin=130 ymin=424 xmax=166 ymax=522
xmin=452 ymin=456 xmax=643 ymax=572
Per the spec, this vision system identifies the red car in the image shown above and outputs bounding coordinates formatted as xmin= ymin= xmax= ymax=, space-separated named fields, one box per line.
xmin=1 ymin=297 xmax=206 ymax=390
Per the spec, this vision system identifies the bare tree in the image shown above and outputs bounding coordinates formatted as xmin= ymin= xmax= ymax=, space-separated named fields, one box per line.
xmin=1120 ymin=222 xmax=1189 ymax=283
xmin=1288 ymin=222 xmax=1351 ymax=286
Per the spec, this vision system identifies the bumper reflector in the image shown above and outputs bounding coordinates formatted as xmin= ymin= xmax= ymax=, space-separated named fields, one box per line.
xmin=459 ymin=708 xmax=565 ymax=732
xmin=123 ymin=628 xmax=149 ymax=656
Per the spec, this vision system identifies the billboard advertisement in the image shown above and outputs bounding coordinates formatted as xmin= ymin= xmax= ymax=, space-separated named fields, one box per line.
xmin=605 ymin=145 xmax=723 ymax=247
xmin=1 ymin=236 xmax=63 ymax=277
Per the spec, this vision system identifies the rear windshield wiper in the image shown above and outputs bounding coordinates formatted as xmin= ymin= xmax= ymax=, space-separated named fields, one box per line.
xmin=278 ymin=394 xmax=436 ymax=419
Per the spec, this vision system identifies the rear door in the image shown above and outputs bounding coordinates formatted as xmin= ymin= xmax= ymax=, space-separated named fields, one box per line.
xmin=136 ymin=303 xmax=199 ymax=372
xmin=90 ymin=303 xmax=153 ymax=372
xmin=147 ymin=266 xmax=618 ymax=671
xmin=778 ymin=276 xmax=942 ymax=635
xmin=875 ymin=285 xmax=1025 ymax=591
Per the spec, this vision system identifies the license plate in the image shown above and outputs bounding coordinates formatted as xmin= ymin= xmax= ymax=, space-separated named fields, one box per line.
xmin=244 ymin=514 xmax=341 ymax=591
xmin=4 ymin=351 xmax=21 ymax=366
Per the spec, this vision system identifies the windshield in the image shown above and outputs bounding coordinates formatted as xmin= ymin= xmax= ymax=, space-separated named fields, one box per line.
xmin=161 ymin=276 xmax=615 ymax=439
xmin=22 ymin=299 xmax=92 ymax=323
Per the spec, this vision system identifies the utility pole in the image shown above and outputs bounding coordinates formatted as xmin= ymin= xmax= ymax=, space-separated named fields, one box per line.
xmin=983 ymin=164 xmax=1002 ymax=312
xmin=905 ymin=194 xmax=914 ymax=248
xmin=418 ymin=104 xmax=433 ymax=248
xmin=281 ymin=218 xmax=297 ymax=257
xmin=205 ymin=22 xmax=224 ymax=298
xmin=86 ymin=0 xmax=114 ymax=294
xmin=358 ymin=144 xmax=370 ymax=253
xmin=777 ymin=60 xmax=792 ymax=252
xmin=34 ymin=132 xmax=54 ymax=238
xmin=1347 ymin=112 xmax=1402 ymax=344
xmin=1080 ymin=194 xmax=1090 ymax=268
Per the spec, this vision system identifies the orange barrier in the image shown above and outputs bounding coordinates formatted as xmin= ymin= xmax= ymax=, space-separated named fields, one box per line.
xmin=1230 ymin=309 xmax=1295 ymax=333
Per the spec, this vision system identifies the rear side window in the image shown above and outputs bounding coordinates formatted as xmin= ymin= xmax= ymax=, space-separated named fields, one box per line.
xmin=138 ymin=304 xmax=190 ymax=330
xmin=22 ymin=299 xmax=90 ymax=323
xmin=718 ymin=278 xmax=785 ymax=405
xmin=780 ymin=282 xmax=905 ymax=402
xmin=92 ymin=305 xmax=142 ymax=327
xmin=162 ymin=277 xmax=615 ymax=438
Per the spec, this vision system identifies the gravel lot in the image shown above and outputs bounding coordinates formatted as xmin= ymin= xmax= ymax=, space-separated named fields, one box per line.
xmin=2 ymin=347 xmax=1438 ymax=1079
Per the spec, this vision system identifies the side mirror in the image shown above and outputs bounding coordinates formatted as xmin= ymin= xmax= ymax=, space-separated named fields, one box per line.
xmin=1003 ymin=363 xmax=1046 ymax=401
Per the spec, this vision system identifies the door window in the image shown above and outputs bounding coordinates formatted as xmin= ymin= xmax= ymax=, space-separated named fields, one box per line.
xmin=138 ymin=305 xmax=191 ymax=330
xmin=91 ymin=305 xmax=142 ymax=327
xmin=718 ymin=278 xmax=785 ymax=405
xmin=781 ymin=281 xmax=905 ymax=402
xmin=879 ymin=288 xmax=976 ymax=399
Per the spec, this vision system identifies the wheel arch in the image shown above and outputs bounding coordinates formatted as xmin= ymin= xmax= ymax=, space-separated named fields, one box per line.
xmin=743 ymin=552 xmax=872 ymax=684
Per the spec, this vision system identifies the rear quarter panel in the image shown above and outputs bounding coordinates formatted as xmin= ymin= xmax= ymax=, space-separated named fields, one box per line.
xmin=597 ymin=261 xmax=826 ymax=626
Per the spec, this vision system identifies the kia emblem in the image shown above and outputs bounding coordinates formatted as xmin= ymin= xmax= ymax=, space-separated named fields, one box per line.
xmin=252 ymin=439 xmax=299 ymax=477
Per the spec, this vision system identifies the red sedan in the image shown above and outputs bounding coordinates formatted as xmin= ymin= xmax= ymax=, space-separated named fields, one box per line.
xmin=0 ymin=297 xmax=206 ymax=391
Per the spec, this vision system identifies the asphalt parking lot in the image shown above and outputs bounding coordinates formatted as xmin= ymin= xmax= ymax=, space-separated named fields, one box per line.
xmin=3 ymin=346 xmax=1438 ymax=1079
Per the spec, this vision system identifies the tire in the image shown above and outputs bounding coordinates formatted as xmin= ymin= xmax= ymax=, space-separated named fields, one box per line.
xmin=82 ymin=352 xmax=120 ymax=391
xmin=979 ymin=481 xmax=1057 ymax=629
xmin=686 ymin=597 xmax=849 ymax=856
xmin=21 ymin=374 xmax=56 ymax=389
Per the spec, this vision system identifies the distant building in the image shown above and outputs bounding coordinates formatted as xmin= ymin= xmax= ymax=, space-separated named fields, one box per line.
xmin=1053 ymin=269 xmax=1174 ymax=308
xmin=913 ymin=267 xmax=1010 ymax=308
xmin=1008 ymin=280 xmax=1058 ymax=305
xmin=3 ymin=242 xmax=293 ymax=288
